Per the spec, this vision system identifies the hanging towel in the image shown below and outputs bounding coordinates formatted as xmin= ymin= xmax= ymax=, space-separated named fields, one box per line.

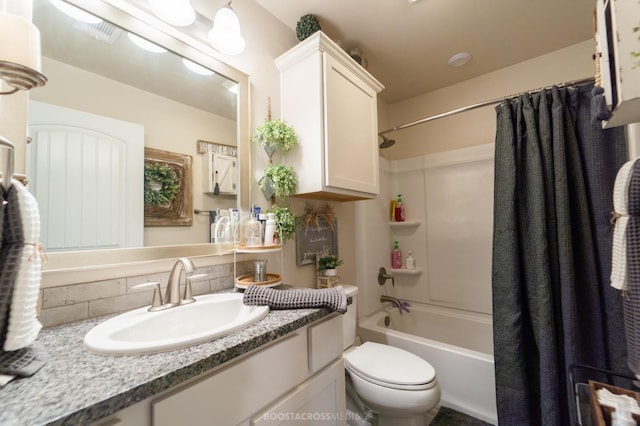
xmin=611 ymin=158 xmax=638 ymax=291
xmin=243 ymin=285 xmax=347 ymax=314
xmin=4 ymin=179 xmax=43 ymax=351
xmin=623 ymin=160 xmax=640 ymax=375
xmin=0 ymin=184 xmax=24 ymax=346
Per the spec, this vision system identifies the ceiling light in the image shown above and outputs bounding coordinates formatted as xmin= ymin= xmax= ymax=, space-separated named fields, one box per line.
xmin=50 ymin=0 xmax=102 ymax=24
xmin=148 ymin=0 xmax=196 ymax=27
xmin=448 ymin=52 xmax=471 ymax=67
xmin=208 ymin=3 xmax=245 ymax=55
xmin=127 ymin=33 xmax=167 ymax=53
xmin=182 ymin=58 xmax=214 ymax=75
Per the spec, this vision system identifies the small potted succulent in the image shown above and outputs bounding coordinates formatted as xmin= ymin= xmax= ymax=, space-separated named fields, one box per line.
xmin=296 ymin=14 xmax=321 ymax=41
xmin=259 ymin=163 xmax=297 ymax=201
xmin=253 ymin=118 xmax=298 ymax=158
xmin=317 ymin=254 xmax=343 ymax=277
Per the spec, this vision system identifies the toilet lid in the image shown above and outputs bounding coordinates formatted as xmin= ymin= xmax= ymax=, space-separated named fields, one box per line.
xmin=344 ymin=342 xmax=436 ymax=390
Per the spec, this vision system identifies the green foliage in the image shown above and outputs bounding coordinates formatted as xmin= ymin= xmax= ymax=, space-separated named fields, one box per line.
xmin=144 ymin=163 xmax=179 ymax=206
xmin=253 ymin=119 xmax=298 ymax=154
xmin=269 ymin=205 xmax=297 ymax=242
xmin=295 ymin=14 xmax=321 ymax=41
xmin=317 ymin=254 xmax=343 ymax=271
xmin=259 ymin=164 xmax=297 ymax=200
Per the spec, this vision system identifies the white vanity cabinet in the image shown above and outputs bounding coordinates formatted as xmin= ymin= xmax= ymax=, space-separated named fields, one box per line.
xmin=596 ymin=0 xmax=640 ymax=128
xmin=275 ymin=31 xmax=384 ymax=201
xmin=94 ymin=314 xmax=346 ymax=426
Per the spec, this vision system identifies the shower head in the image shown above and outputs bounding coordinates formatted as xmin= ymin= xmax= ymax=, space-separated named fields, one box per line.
xmin=379 ymin=135 xmax=395 ymax=149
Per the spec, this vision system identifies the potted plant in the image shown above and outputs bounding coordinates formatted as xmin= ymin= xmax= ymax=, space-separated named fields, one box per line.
xmin=259 ymin=163 xmax=297 ymax=201
xmin=253 ymin=118 xmax=298 ymax=158
xmin=317 ymin=254 xmax=343 ymax=277
xmin=268 ymin=205 xmax=297 ymax=242
xmin=296 ymin=14 xmax=321 ymax=41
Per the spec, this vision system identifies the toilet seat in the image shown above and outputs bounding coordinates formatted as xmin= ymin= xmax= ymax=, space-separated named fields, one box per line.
xmin=344 ymin=342 xmax=437 ymax=391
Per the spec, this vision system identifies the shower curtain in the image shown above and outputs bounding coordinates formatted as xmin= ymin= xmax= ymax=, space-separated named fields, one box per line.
xmin=492 ymin=82 xmax=628 ymax=425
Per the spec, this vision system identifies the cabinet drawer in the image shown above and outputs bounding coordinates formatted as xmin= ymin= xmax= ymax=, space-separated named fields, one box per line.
xmin=152 ymin=332 xmax=308 ymax=426
xmin=308 ymin=314 xmax=343 ymax=374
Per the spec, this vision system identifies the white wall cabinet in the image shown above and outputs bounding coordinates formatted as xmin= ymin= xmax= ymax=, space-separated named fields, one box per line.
xmin=92 ymin=314 xmax=346 ymax=426
xmin=275 ymin=32 xmax=384 ymax=201
xmin=596 ymin=0 xmax=640 ymax=128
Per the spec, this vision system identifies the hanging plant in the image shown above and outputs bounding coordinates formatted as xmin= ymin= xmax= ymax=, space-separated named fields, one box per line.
xmin=259 ymin=163 xmax=297 ymax=200
xmin=144 ymin=162 xmax=180 ymax=206
xmin=268 ymin=205 xmax=297 ymax=242
xmin=253 ymin=118 xmax=298 ymax=156
xmin=296 ymin=14 xmax=321 ymax=41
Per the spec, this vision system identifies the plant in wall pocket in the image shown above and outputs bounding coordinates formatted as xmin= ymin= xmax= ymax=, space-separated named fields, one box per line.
xmin=317 ymin=254 xmax=343 ymax=277
xmin=259 ymin=163 xmax=297 ymax=201
xmin=253 ymin=118 xmax=298 ymax=159
xmin=268 ymin=204 xmax=297 ymax=243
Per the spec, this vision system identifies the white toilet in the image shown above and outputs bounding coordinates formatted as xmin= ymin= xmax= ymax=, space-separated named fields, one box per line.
xmin=342 ymin=285 xmax=441 ymax=426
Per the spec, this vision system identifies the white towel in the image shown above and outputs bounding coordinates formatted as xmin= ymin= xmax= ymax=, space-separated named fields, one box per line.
xmin=3 ymin=179 xmax=43 ymax=351
xmin=611 ymin=159 xmax=638 ymax=291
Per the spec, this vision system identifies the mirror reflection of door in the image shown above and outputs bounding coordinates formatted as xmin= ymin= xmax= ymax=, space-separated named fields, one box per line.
xmin=27 ymin=100 xmax=144 ymax=252
xmin=213 ymin=153 xmax=236 ymax=195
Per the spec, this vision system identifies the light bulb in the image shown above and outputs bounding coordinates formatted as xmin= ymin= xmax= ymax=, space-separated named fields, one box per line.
xmin=208 ymin=7 xmax=245 ymax=55
xmin=148 ymin=0 xmax=196 ymax=27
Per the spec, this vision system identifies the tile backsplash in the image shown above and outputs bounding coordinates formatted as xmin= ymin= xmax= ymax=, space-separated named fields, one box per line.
xmin=38 ymin=260 xmax=253 ymax=327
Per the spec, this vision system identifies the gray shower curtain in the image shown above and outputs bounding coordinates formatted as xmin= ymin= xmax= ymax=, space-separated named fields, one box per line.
xmin=492 ymin=82 xmax=628 ymax=425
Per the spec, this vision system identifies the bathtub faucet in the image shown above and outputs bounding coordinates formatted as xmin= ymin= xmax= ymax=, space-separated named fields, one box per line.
xmin=378 ymin=267 xmax=395 ymax=287
xmin=380 ymin=295 xmax=411 ymax=315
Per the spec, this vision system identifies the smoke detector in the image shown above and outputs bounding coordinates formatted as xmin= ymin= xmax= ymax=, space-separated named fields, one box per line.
xmin=448 ymin=52 xmax=472 ymax=67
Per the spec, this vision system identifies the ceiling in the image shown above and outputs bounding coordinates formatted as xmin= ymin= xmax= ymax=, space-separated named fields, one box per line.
xmin=254 ymin=0 xmax=597 ymax=104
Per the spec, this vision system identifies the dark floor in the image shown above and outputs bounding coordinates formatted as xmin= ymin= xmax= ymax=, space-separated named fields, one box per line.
xmin=430 ymin=407 xmax=492 ymax=426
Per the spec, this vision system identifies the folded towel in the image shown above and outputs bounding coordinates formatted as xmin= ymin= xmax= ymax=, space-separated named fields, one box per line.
xmin=611 ymin=159 xmax=637 ymax=291
xmin=243 ymin=285 xmax=347 ymax=314
xmin=4 ymin=179 xmax=43 ymax=351
xmin=0 ymin=340 xmax=48 ymax=380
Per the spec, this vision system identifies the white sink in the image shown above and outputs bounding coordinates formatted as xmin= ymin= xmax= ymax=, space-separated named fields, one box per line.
xmin=84 ymin=293 xmax=269 ymax=356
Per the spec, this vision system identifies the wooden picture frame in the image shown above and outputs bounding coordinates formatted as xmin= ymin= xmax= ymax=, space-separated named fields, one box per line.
xmin=144 ymin=147 xmax=193 ymax=226
xmin=295 ymin=217 xmax=339 ymax=266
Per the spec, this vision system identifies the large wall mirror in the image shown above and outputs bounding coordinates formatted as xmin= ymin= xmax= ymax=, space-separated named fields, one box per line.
xmin=31 ymin=0 xmax=250 ymax=273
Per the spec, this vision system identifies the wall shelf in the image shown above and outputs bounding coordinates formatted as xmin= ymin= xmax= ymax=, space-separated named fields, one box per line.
xmin=389 ymin=220 xmax=421 ymax=228
xmin=389 ymin=267 xmax=423 ymax=275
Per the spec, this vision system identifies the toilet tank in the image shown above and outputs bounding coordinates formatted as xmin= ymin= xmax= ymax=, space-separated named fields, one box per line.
xmin=342 ymin=284 xmax=358 ymax=350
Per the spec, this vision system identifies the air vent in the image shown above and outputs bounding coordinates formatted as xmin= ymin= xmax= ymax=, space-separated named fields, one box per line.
xmin=72 ymin=20 xmax=122 ymax=44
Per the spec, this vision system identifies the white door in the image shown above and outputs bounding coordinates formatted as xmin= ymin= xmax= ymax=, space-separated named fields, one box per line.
xmin=27 ymin=100 xmax=144 ymax=252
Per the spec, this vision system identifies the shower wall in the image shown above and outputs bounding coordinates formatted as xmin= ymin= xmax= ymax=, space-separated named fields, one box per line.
xmin=355 ymin=144 xmax=494 ymax=319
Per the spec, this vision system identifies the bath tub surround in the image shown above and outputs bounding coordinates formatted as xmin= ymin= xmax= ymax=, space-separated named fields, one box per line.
xmin=359 ymin=304 xmax=497 ymax=425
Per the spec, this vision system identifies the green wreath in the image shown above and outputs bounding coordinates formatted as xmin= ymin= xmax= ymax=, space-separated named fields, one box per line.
xmin=144 ymin=162 xmax=180 ymax=206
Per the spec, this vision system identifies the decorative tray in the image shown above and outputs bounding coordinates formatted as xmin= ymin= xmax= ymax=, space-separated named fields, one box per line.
xmin=235 ymin=273 xmax=282 ymax=289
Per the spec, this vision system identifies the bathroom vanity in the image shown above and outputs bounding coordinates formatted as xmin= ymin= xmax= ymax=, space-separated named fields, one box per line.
xmin=0 ymin=306 xmax=346 ymax=425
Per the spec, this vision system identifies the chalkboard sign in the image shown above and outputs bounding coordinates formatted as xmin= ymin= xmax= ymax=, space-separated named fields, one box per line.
xmin=296 ymin=217 xmax=339 ymax=266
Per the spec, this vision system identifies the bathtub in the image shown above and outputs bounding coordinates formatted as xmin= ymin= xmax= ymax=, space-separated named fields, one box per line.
xmin=358 ymin=303 xmax=497 ymax=425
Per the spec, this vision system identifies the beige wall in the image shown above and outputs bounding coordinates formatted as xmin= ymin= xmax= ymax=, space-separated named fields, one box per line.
xmin=381 ymin=40 xmax=595 ymax=160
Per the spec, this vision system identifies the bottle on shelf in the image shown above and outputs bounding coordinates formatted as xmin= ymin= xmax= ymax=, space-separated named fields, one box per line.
xmin=391 ymin=240 xmax=402 ymax=269
xmin=263 ymin=213 xmax=277 ymax=246
xmin=394 ymin=194 xmax=405 ymax=222
xmin=406 ymin=251 xmax=415 ymax=270
xmin=245 ymin=210 xmax=262 ymax=247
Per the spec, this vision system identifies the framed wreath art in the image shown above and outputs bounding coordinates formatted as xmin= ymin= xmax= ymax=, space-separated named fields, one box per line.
xmin=144 ymin=147 xmax=193 ymax=226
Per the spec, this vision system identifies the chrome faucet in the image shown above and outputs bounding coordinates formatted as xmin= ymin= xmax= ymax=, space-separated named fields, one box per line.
xmin=165 ymin=257 xmax=196 ymax=307
xmin=380 ymin=295 xmax=411 ymax=315
xmin=378 ymin=267 xmax=395 ymax=287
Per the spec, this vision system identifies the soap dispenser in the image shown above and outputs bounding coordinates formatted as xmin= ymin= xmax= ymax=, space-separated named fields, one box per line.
xmin=263 ymin=213 xmax=277 ymax=246
xmin=245 ymin=210 xmax=262 ymax=247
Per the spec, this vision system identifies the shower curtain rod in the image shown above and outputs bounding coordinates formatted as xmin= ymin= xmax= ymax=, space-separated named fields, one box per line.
xmin=378 ymin=76 xmax=595 ymax=136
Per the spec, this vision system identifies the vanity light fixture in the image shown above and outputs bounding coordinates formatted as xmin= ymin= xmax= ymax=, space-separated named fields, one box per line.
xmin=50 ymin=0 xmax=102 ymax=24
xmin=127 ymin=32 xmax=167 ymax=53
xmin=148 ymin=0 xmax=196 ymax=27
xmin=208 ymin=1 xmax=245 ymax=55
xmin=0 ymin=10 xmax=46 ymax=94
xmin=182 ymin=58 xmax=214 ymax=75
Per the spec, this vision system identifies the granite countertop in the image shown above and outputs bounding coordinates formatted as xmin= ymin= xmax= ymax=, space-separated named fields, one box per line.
xmin=0 ymin=295 xmax=332 ymax=426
